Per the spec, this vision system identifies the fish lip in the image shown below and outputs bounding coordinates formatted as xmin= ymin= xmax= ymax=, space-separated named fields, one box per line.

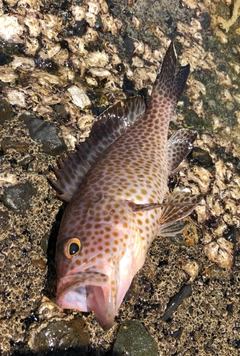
xmin=56 ymin=271 xmax=109 ymax=300
xmin=55 ymin=271 xmax=115 ymax=329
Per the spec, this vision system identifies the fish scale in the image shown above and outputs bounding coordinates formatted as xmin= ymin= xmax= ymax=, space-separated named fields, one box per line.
xmin=52 ymin=42 xmax=201 ymax=330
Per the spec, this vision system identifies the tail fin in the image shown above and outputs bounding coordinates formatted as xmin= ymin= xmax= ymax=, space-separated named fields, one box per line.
xmin=146 ymin=42 xmax=190 ymax=120
xmin=155 ymin=42 xmax=190 ymax=102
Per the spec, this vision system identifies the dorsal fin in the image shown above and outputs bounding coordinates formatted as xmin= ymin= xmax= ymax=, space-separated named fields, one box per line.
xmin=50 ymin=96 xmax=146 ymax=201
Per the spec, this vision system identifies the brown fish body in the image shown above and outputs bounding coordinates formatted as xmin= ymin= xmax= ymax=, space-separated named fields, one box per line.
xmin=52 ymin=42 xmax=200 ymax=329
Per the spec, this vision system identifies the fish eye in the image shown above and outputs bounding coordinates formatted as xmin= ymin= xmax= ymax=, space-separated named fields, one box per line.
xmin=65 ymin=238 xmax=81 ymax=258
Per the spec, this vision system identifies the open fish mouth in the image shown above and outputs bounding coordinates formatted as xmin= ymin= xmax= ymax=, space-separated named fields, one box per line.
xmin=56 ymin=272 xmax=115 ymax=329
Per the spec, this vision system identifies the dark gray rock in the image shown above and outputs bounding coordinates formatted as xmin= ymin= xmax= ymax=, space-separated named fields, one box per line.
xmin=30 ymin=318 xmax=89 ymax=355
xmin=1 ymin=137 xmax=30 ymax=152
xmin=112 ymin=320 xmax=158 ymax=356
xmin=20 ymin=112 xmax=67 ymax=156
xmin=189 ymin=147 xmax=213 ymax=169
xmin=2 ymin=182 xmax=36 ymax=215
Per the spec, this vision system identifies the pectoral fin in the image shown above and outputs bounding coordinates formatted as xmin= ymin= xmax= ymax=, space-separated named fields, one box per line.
xmin=158 ymin=221 xmax=186 ymax=237
xmin=167 ymin=129 xmax=197 ymax=174
xmin=130 ymin=202 xmax=163 ymax=212
xmin=160 ymin=190 xmax=201 ymax=226
xmin=129 ymin=191 xmax=201 ymax=236
xmin=158 ymin=191 xmax=201 ymax=237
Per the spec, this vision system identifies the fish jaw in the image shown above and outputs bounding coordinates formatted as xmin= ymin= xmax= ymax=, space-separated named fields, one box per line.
xmin=56 ymin=269 xmax=117 ymax=330
xmin=55 ymin=242 xmax=140 ymax=330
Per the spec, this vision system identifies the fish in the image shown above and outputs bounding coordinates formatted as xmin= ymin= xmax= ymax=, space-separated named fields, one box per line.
xmin=51 ymin=42 xmax=200 ymax=330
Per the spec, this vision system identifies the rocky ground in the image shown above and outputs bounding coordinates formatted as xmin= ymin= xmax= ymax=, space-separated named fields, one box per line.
xmin=0 ymin=0 xmax=239 ymax=355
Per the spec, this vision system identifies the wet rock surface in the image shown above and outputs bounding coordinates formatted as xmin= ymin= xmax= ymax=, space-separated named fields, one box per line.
xmin=1 ymin=137 xmax=30 ymax=152
xmin=2 ymin=182 xmax=36 ymax=215
xmin=112 ymin=320 xmax=158 ymax=356
xmin=0 ymin=0 xmax=239 ymax=355
xmin=29 ymin=318 xmax=89 ymax=355
xmin=21 ymin=113 xmax=67 ymax=156
xmin=189 ymin=146 xmax=214 ymax=169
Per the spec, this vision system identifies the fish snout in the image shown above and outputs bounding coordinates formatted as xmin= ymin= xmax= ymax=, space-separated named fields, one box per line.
xmin=55 ymin=271 xmax=117 ymax=330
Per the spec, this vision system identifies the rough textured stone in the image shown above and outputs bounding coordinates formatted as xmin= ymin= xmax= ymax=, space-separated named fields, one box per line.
xmin=113 ymin=320 xmax=158 ymax=356
xmin=29 ymin=318 xmax=89 ymax=355
xmin=2 ymin=182 xmax=36 ymax=215
xmin=21 ymin=113 xmax=67 ymax=156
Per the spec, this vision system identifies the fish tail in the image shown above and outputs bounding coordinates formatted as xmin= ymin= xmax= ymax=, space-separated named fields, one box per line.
xmin=146 ymin=42 xmax=190 ymax=123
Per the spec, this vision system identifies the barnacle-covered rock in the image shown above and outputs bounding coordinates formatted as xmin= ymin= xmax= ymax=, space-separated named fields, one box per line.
xmin=204 ymin=237 xmax=234 ymax=269
xmin=5 ymin=88 xmax=26 ymax=107
xmin=0 ymin=98 xmax=14 ymax=124
xmin=87 ymin=51 xmax=109 ymax=67
xmin=218 ymin=0 xmax=240 ymax=32
xmin=0 ymin=0 xmax=239 ymax=353
xmin=0 ymin=15 xmax=24 ymax=42
xmin=67 ymin=85 xmax=91 ymax=109
xmin=180 ymin=259 xmax=201 ymax=282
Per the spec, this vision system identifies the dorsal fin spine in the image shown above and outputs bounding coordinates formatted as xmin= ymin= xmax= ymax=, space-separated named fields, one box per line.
xmin=51 ymin=96 xmax=146 ymax=201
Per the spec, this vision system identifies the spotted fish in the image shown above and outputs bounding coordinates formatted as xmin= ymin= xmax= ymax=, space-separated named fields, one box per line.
xmin=52 ymin=42 xmax=200 ymax=330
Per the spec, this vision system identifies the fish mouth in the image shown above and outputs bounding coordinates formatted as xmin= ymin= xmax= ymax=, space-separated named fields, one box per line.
xmin=55 ymin=272 xmax=115 ymax=330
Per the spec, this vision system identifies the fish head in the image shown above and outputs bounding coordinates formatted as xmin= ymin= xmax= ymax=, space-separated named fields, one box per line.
xmin=55 ymin=195 xmax=137 ymax=330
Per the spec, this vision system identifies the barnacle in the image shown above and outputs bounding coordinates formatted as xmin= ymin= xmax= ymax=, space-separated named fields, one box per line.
xmin=204 ymin=238 xmax=234 ymax=269
xmin=218 ymin=0 xmax=240 ymax=32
